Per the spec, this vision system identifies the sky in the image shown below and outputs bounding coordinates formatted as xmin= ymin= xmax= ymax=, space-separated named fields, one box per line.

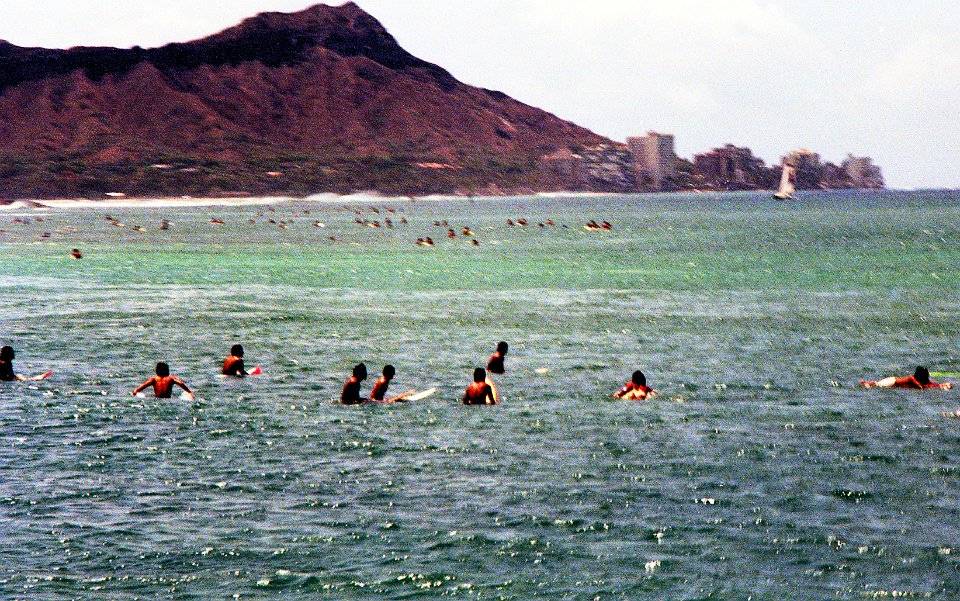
xmin=1 ymin=1 xmax=957 ymax=189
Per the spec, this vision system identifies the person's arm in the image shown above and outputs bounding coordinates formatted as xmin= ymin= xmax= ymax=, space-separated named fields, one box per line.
xmin=486 ymin=384 xmax=497 ymax=405
xmin=133 ymin=377 xmax=155 ymax=396
xmin=172 ymin=377 xmax=192 ymax=394
xmin=613 ymin=382 xmax=630 ymax=398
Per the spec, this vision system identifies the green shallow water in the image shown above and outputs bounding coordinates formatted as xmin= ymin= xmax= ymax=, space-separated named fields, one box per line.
xmin=1 ymin=191 xmax=959 ymax=599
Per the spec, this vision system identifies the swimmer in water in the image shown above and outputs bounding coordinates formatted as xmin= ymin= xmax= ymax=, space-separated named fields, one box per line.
xmin=341 ymin=362 xmax=368 ymax=404
xmin=133 ymin=362 xmax=193 ymax=399
xmin=614 ymin=370 xmax=657 ymax=400
xmin=222 ymin=344 xmax=248 ymax=377
xmin=861 ymin=366 xmax=953 ymax=390
xmin=463 ymin=368 xmax=497 ymax=405
xmin=487 ymin=341 xmax=508 ymax=374
xmin=0 ymin=345 xmax=51 ymax=382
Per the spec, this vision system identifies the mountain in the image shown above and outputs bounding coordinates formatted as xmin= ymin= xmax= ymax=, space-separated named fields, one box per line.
xmin=0 ymin=2 xmax=611 ymax=197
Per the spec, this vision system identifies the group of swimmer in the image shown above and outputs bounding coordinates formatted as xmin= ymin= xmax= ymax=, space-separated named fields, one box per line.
xmin=1 ymin=343 xmax=954 ymax=406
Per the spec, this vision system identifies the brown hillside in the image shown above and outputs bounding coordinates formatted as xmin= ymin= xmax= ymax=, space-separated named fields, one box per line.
xmin=0 ymin=2 xmax=607 ymax=168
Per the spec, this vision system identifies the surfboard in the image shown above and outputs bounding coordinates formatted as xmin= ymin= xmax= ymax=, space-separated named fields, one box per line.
xmin=249 ymin=366 xmax=262 ymax=376
xmin=378 ymin=389 xmax=415 ymax=403
xmin=135 ymin=391 xmax=195 ymax=401
xmin=407 ymin=388 xmax=437 ymax=401
xmin=28 ymin=371 xmax=52 ymax=381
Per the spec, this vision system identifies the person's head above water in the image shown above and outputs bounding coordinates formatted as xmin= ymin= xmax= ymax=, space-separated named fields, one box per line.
xmin=383 ymin=365 xmax=395 ymax=380
xmin=156 ymin=362 xmax=170 ymax=377
xmin=231 ymin=344 xmax=244 ymax=357
xmin=914 ymin=366 xmax=930 ymax=385
xmin=353 ymin=363 xmax=367 ymax=380
xmin=474 ymin=367 xmax=487 ymax=382
xmin=497 ymin=341 xmax=508 ymax=355
xmin=0 ymin=346 xmax=13 ymax=361
xmin=631 ymin=370 xmax=647 ymax=387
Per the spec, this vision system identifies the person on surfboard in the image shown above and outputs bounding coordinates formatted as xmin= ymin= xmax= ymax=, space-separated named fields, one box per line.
xmin=222 ymin=344 xmax=249 ymax=377
xmin=463 ymin=368 xmax=497 ymax=405
xmin=341 ymin=363 xmax=368 ymax=404
xmin=371 ymin=365 xmax=395 ymax=401
xmin=861 ymin=366 xmax=953 ymax=390
xmin=614 ymin=370 xmax=657 ymax=400
xmin=0 ymin=345 xmax=52 ymax=382
xmin=370 ymin=364 xmax=415 ymax=403
xmin=133 ymin=362 xmax=193 ymax=399
xmin=487 ymin=341 xmax=509 ymax=374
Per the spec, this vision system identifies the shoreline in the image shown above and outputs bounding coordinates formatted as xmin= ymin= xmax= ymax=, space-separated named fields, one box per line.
xmin=0 ymin=188 xmax=919 ymax=212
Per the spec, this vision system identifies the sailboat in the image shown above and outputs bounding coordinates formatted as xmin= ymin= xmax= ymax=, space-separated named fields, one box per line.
xmin=772 ymin=163 xmax=796 ymax=200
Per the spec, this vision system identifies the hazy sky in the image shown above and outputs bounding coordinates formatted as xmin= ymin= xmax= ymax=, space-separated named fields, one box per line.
xmin=1 ymin=1 xmax=957 ymax=189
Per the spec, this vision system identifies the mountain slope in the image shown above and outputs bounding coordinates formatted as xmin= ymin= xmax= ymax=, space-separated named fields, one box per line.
xmin=0 ymin=2 xmax=607 ymax=191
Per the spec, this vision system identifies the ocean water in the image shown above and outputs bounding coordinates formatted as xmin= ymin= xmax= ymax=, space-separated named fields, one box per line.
xmin=1 ymin=190 xmax=959 ymax=599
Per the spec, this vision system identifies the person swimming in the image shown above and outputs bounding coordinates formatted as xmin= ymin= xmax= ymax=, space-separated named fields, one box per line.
xmin=0 ymin=345 xmax=18 ymax=381
xmin=861 ymin=366 xmax=953 ymax=390
xmin=0 ymin=345 xmax=51 ymax=382
xmin=341 ymin=362 xmax=368 ymax=404
xmin=463 ymin=368 xmax=497 ymax=405
xmin=133 ymin=362 xmax=193 ymax=399
xmin=487 ymin=341 xmax=508 ymax=374
xmin=614 ymin=370 xmax=657 ymax=400
xmin=222 ymin=344 xmax=248 ymax=377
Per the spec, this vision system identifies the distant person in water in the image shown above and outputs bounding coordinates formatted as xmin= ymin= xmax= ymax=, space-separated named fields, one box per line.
xmin=0 ymin=346 xmax=20 ymax=381
xmin=133 ymin=362 xmax=193 ymax=399
xmin=614 ymin=370 xmax=657 ymax=400
xmin=0 ymin=345 xmax=50 ymax=382
xmin=222 ymin=344 xmax=248 ymax=377
xmin=371 ymin=365 xmax=395 ymax=401
xmin=341 ymin=362 xmax=368 ymax=404
xmin=463 ymin=368 xmax=497 ymax=405
xmin=487 ymin=341 xmax=508 ymax=374
xmin=70 ymin=248 xmax=83 ymax=260
xmin=861 ymin=366 xmax=953 ymax=390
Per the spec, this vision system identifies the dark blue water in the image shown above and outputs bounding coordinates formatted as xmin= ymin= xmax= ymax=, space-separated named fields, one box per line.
xmin=2 ymin=191 xmax=959 ymax=599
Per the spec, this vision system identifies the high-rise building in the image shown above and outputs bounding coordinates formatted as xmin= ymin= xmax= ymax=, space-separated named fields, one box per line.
xmin=627 ymin=132 xmax=678 ymax=190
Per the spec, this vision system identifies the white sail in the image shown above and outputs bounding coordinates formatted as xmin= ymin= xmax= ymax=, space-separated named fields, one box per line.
xmin=773 ymin=164 xmax=795 ymax=199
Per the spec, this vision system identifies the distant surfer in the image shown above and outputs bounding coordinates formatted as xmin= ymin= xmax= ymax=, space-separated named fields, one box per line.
xmin=341 ymin=362 xmax=368 ymax=404
xmin=463 ymin=368 xmax=497 ymax=405
xmin=370 ymin=364 xmax=395 ymax=401
xmin=614 ymin=370 xmax=657 ymax=400
xmin=369 ymin=364 xmax=413 ymax=402
xmin=222 ymin=344 xmax=248 ymax=377
xmin=70 ymin=248 xmax=83 ymax=260
xmin=133 ymin=362 xmax=193 ymax=399
xmin=0 ymin=345 xmax=51 ymax=382
xmin=487 ymin=341 xmax=509 ymax=374
xmin=861 ymin=366 xmax=953 ymax=390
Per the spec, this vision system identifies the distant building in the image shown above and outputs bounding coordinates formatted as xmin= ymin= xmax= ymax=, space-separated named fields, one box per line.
xmin=627 ymin=131 xmax=678 ymax=191
xmin=841 ymin=154 xmax=885 ymax=189
xmin=693 ymin=144 xmax=770 ymax=190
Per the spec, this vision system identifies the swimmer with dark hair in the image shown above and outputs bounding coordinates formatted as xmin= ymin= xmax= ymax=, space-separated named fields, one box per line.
xmin=614 ymin=370 xmax=657 ymax=400
xmin=0 ymin=345 xmax=52 ymax=382
xmin=862 ymin=366 xmax=952 ymax=390
xmin=371 ymin=364 xmax=396 ymax=401
xmin=133 ymin=362 xmax=192 ymax=399
xmin=341 ymin=362 xmax=368 ymax=404
xmin=222 ymin=344 xmax=248 ymax=377
xmin=487 ymin=341 xmax=508 ymax=374
xmin=463 ymin=368 xmax=497 ymax=405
